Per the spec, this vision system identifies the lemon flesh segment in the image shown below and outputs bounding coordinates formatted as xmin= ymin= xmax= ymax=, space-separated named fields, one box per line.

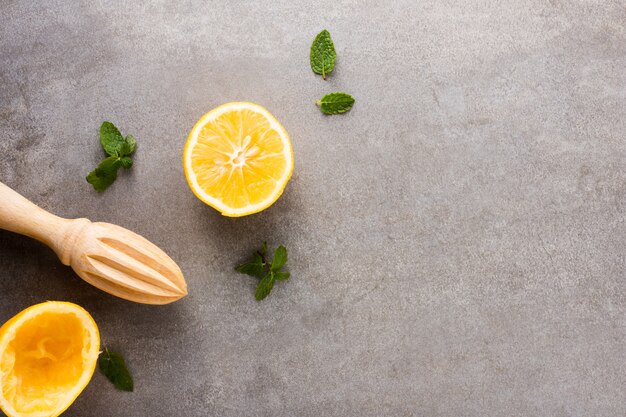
xmin=184 ymin=103 xmax=294 ymax=217
xmin=0 ymin=302 xmax=100 ymax=417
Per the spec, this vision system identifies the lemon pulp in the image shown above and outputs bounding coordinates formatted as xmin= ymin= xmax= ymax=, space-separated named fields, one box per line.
xmin=0 ymin=302 xmax=99 ymax=417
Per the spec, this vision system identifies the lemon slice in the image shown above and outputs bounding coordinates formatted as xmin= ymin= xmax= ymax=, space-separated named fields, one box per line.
xmin=183 ymin=102 xmax=294 ymax=217
xmin=0 ymin=302 xmax=100 ymax=417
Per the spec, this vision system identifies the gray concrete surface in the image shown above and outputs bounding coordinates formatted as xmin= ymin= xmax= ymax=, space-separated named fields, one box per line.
xmin=1 ymin=0 xmax=625 ymax=416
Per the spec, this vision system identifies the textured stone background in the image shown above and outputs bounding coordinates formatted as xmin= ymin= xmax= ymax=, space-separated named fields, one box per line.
xmin=1 ymin=1 xmax=625 ymax=416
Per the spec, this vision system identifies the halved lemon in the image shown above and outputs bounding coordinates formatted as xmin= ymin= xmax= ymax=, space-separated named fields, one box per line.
xmin=183 ymin=102 xmax=294 ymax=217
xmin=0 ymin=302 xmax=100 ymax=417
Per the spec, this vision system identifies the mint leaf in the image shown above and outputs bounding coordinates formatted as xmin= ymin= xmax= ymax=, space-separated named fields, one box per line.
xmin=274 ymin=271 xmax=290 ymax=281
xmin=86 ymin=170 xmax=117 ymax=192
xmin=99 ymin=349 xmax=133 ymax=392
xmin=260 ymin=241 xmax=268 ymax=257
xmin=310 ymin=29 xmax=336 ymax=79
xmin=118 ymin=136 xmax=135 ymax=168
xmin=255 ymin=272 xmax=275 ymax=301
xmin=271 ymin=245 xmax=288 ymax=271
xmin=235 ymin=253 xmax=266 ymax=279
xmin=119 ymin=142 xmax=131 ymax=156
xmin=86 ymin=156 xmax=122 ymax=192
xmin=100 ymin=121 xmax=126 ymax=156
xmin=316 ymin=92 xmax=355 ymax=115
xmin=124 ymin=135 xmax=137 ymax=154
xmin=94 ymin=156 xmax=122 ymax=175
xmin=120 ymin=157 xmax=133 ymax=169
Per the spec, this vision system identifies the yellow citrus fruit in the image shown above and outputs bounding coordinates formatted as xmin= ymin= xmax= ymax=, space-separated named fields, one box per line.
xmin=183 ymin=102 xmax=294 ymax=217
xmin=0 ymin=301 xmax=100 ymax=417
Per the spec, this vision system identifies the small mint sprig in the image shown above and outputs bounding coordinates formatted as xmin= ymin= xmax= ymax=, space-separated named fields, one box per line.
xmin=86 ymin=121 xmax=136 ymax=192
xmin=235 ymin=242 xmax=290 ymax=301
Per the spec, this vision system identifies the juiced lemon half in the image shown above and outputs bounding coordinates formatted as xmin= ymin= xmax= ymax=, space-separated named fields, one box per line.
xmin=0 ymin=302 xmax=100 ymax=417
xmin=183 ymin=102 xmax=294 ymax=217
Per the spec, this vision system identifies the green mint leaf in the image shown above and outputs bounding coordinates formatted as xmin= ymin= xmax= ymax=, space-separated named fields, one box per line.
xmin=271 ymin=245 xmax=288 ymax=271
xmin=255 ymin=272 xmax=275 ymax=301
xmin=124 ymin=135 xmax=137 ymax=155
xmin=99 ymin=349 xmax=134 ymax=392
xmin=316 ymin=92 xmax=355 ymax=115
xmin=100 ymin=121 xmax=126 ymax=156
xmin=260 ymin=241 xmax=268 ymax=257
xmin=86 ymin=170 xmax=117 ymax=192
xmin=120 ymin=156 xmax=133 ymax=169
xmin=95 ymin=156 xmax=122 ymax=175
xmin=310 ymin=29 xmax=336 ymax=79
xmin=235 ymin=253 xmax=266 ymax=279
xmin=118 ymin=134 xmax=137 ymax=156
xmin=86 ymin=156 xmax=122 ymax=192
xmin=274 ymin=271 xmax=290 ymax=281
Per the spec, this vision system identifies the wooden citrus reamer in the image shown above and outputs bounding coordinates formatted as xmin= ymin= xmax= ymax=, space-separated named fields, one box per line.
xmin=0 ymin=181 xmax=187 ymax=304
